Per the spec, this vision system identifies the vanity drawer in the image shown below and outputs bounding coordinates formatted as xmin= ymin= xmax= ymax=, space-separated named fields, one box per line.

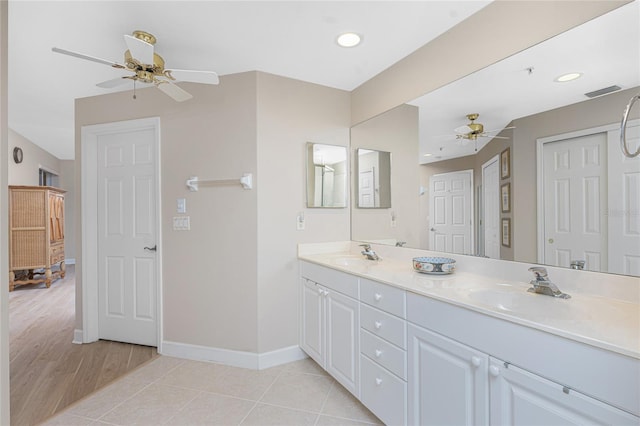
xmin=360 ymin=278 xmax=406 ymax=318
xmin=360 ymin=354 xmax=407 ymax=426
xmin=361 ymin=328 xmax=406 ymax=380
xmin=361 ymin=303 xmax=406 ymax=349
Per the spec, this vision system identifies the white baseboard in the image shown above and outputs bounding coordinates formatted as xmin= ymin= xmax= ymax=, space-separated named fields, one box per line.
xmin=160 ymin=341 xmax=307 ymax=370
xmin=65 ymin=258 xmax=76 ymax=265
xmin=72 ymin=329 xmax=83 ymax=344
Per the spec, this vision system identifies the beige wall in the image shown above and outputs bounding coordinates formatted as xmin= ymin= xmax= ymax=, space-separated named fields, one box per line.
xmin=351 ymin=104 xmax=421 ymax=247
xmin=8 ymin=129 xmax=61 ymax=186
xmin=76 ymin=72 xmax=259 ymax=351
xmin=76 ymin=71 xmax=351 ymax=354
xmin=351 ymin=1 xmax=629 ymax=125
xmin=256 ymin=72 xmax=350 ymax=352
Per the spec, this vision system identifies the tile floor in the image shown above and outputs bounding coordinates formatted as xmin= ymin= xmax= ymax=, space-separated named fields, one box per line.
xmin=43 ymin=356 xmax=383 ymax=426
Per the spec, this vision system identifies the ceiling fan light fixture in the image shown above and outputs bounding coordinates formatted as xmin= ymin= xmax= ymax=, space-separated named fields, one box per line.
xmin=337 ymin=32 xmax=362 ymax=48
xmin=555 ymin=72 xmax=582 ymax=82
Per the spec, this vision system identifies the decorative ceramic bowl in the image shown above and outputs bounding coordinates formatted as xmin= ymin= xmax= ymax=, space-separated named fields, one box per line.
xmin=412 ymin=257 xmax=456 ymax=275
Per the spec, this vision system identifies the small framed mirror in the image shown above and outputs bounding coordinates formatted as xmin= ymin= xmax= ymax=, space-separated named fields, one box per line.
xmin=306 ymin=143 xmax=348 ymax=208
xmin=356 ymin=148 xmax=392 ymax=208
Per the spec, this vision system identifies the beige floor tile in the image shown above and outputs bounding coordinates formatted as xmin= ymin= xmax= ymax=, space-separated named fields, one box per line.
xmin=203 ymin=364 xmax=281 ymax=400
xmin=156 ymin=359 xmax=225 ymax=391
xmin=321 ymin=383 xmax=382 ymax=424
xmin=259 ymin=371 xmax=333 ymax=413
xmin=240 ymin=403 xmax=318 ymax=426
xmin=316 ymin=415 xmax=382 ymax=426
xmin=67 ymin=378 xmax=149 ymax=419
xmin=280 ymin=357 xmax=329 ymax=376
xmin=165 ymin=392 xmax=256 ymax=425
xmin=99 ymin=383 xmax=200 ymax=425
xmin=125 ymin=356 xmax=185 ymax=384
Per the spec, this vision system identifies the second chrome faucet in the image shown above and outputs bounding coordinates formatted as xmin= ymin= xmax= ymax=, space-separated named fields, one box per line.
xmin=528 ymin=267 xmax=570 ymax=299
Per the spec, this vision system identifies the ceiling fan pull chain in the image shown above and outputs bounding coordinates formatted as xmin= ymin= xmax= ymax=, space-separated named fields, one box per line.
xmin=133 ymin=79 xmax=137 ymax=100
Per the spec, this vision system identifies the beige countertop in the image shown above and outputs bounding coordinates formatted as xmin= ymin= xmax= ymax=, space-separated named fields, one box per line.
xmin=298 ymin=242 xmax=640 ymax=360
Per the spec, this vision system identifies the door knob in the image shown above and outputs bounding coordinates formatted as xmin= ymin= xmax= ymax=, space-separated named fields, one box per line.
xmin=144 ymin=245 xmax=157 ymax=252
xmin=430 ymin=227 xmax=436 ymax=232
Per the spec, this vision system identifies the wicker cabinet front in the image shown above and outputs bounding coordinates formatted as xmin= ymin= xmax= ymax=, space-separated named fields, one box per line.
xmin=9 ymin=186 xmax=66 ymax=291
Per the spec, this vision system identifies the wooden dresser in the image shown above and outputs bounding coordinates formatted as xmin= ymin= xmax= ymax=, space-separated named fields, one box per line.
xmin=9 ymin=186 xmax=66 ymax=291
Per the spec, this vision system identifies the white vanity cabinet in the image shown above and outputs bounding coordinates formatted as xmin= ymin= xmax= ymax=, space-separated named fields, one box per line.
xmin=408 ymin=323 xmax=489 ymax=425
xmin=489 ymin=359 xmax=639 ymax=425
xmin=359 ymin=278 xmax=408 ymax=426
xmin=300 ymin=262 xmax=360 ymax=397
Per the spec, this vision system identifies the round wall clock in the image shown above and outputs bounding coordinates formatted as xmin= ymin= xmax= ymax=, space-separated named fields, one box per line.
xmin=13 ymin=147 xmax=23 ymax=164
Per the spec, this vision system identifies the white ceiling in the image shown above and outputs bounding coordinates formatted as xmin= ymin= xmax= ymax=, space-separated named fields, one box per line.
xmin=8 ymin=0 xmax=491 ymax=160
xmin=413 ymin=0 xmax=640 ymax=163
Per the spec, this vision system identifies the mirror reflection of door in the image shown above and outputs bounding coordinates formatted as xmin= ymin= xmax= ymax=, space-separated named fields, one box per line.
xmin=542 ymin=134 xmax=608 ymax=272
xmin=428 ymin=170 xmax=474 ymax=254
xmin=482 ymin=156 xmax=500 ymax=259
xmin=306 ymin=143 xmax=347 ymax=208
xmin=358 ymin=167 xmax=375 ymax=207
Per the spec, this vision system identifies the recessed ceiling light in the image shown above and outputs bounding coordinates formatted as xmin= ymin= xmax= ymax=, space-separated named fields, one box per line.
xmin=423 ymin=153 xmax=433 ymax=157
xmin=337 ymin=32 xmax=362 ymax=48
xmin=555 ymin=72 xmax=582 ymax=82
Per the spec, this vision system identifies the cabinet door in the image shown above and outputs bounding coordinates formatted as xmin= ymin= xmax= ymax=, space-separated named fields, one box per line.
xmin=408 ymin=323 xmax=489 ymax=426
xmin=489 ymin=359 xmax=639 ymax=425
xmin=300 ymin=279 xmax=324 ymax=367
xmin=325 ymin=288 xmax=359 ymax=396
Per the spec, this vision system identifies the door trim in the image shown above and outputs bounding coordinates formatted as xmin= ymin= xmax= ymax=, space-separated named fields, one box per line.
xmin=481 ymin=155 xmax=499 ymax=258
xmin=535 ymin=120 xmax=639 ymax=265
xmin=81 ymin=117 xmax=162 ymax=349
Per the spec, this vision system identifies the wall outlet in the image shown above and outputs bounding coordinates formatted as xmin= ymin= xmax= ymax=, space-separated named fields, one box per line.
xmin=173 ymin=216 xmax=190 ymax=231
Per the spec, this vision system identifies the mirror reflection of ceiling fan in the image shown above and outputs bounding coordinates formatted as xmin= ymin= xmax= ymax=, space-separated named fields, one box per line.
xmin=52 ymin=30 xmax=219 ymax=102
xmin=454 ymin=113 xmax=514 ymax=141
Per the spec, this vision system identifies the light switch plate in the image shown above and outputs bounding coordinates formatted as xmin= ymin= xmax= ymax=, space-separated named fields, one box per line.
xmin=177 ymin=198 xmax=186 ymax=214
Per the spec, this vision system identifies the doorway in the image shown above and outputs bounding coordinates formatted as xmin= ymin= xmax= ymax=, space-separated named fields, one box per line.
xmin=481 ymin=156 xmax=500 ymax=259
xmin=81 ymin=117 xmax=162 ymax=347
xmin=428 ymin=169 xmax=474 ymax=255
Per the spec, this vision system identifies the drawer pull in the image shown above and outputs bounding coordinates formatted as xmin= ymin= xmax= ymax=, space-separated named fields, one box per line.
xmin=374 ymin=321 xmax=382 ymax=330
xmin=375 ymin=349 xmax=382 ymax=358
xmin=471 ymin=356 xmax=481 ymax=367
xmin=489 ymin=365 xmax=500 ymax=377
xmin=375 ymin=378 xmax=383 ymax=386
xmin=374 ymin=293 xmax=382 ymax=301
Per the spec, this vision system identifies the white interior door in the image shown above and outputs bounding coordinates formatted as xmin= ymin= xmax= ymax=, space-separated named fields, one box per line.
xmin=359 ymin=168 xmax=375 ymax=207
xmin=608 ymin=121 xmax=640 ymax=276
xmin=543 ymin=133 xmax=607 ymax=271
xmin=96 ymin=125 xmax=158 ymax=346
xmin=482 ymin=156 xmax=500 ymax=259
xmin=429 ymin=170 xmax=473 ymax=255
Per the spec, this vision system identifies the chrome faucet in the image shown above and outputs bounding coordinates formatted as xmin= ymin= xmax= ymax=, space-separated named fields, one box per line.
xmin=570 ymin=260 xmax=586 ymax=270
xmin=359 ymin=244 xmax=380 ymax=261
xmin=527 ymin=267 xmax=570 ymax=299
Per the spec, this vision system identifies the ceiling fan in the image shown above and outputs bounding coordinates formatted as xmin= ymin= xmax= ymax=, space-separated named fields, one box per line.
xmin=454 ymin=113 xmax=513 ymax=141
xmin=52 ymin=30 xmax=219 ymax=102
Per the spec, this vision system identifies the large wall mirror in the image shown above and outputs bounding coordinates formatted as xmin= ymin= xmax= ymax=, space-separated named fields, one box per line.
xmin=356 ymin=148 xmax=391 ymax=208
xmin=350 ymin=1 xmax=640 ymax=277
xmin=306 ymin=142 xmax=348 ymax=208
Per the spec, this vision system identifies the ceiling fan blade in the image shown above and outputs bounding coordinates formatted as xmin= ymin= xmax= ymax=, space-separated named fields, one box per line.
xmin=480 ymin=135 xmax=510 ymax=139
xmin=483 ymin=126 xmax=517 ymax=133
xmin=165 ymin=69 xmax=219 ymax=85
xmin=96 ymin=77 xmax=134 ymax=89
xmin=124 ymin=34 xmax=154 ymax=65
xmin=52 ymin=47 xmax=125 ymax=69
xmin=156 ymin=81 xmax=193 ymax=102
xmin=454 ymin=125 xmax=473 ymax=134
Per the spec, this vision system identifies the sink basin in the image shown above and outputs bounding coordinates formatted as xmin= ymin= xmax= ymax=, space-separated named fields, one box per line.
xmin=466 ymin=288 xmax=535 ymax=313
xmin=330 ymin=256 xmax=374 ymax=267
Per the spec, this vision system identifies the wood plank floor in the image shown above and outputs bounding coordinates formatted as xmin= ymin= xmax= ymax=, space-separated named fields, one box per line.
xmin=9 ymin=266 xmax=158 ymax=426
